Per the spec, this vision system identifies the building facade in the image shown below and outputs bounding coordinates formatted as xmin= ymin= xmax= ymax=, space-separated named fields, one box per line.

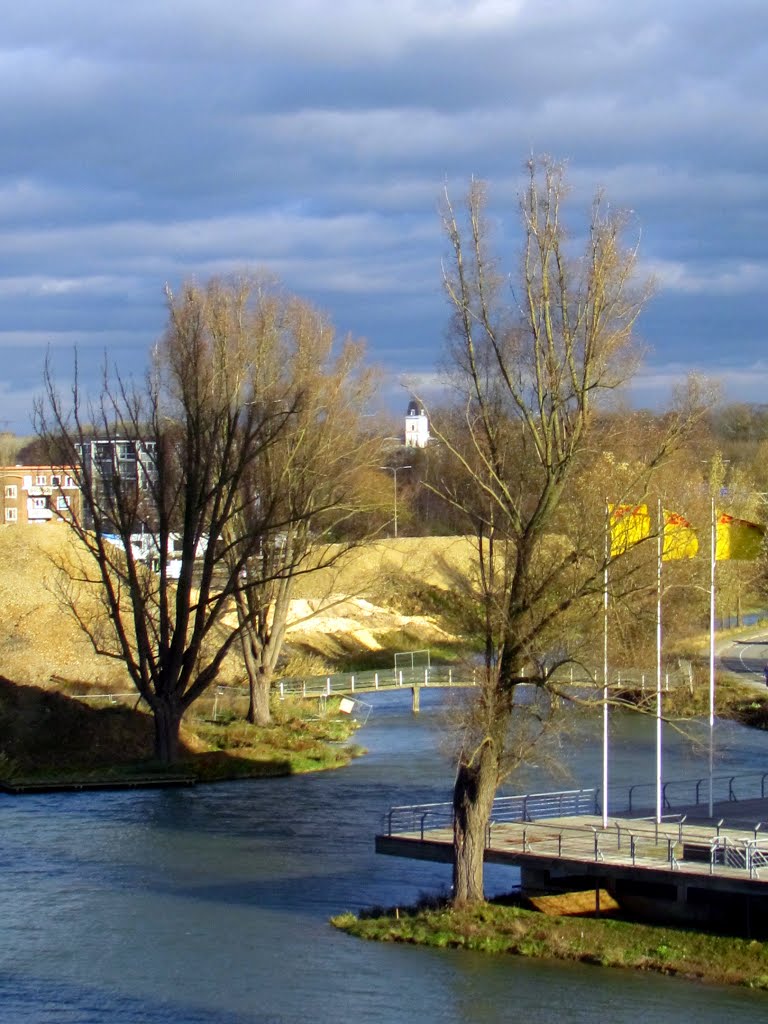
xmin=404 ymin=399 xmax=430 ymax=448
xmin=0 ymin=465 xmax=80 ymax=525
xmin=75 ymin=438 xmax=157 ymax=530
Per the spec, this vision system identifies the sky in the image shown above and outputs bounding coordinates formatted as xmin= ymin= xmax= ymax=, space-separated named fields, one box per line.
xmin=1 ymin=0 xmax=767 ymax=432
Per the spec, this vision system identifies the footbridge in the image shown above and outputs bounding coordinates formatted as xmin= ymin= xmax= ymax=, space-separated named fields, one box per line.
xmin=272 ymin=662 xmax=690 ymax=712
xmin=276 ymin=664 xmax=477 ymax=711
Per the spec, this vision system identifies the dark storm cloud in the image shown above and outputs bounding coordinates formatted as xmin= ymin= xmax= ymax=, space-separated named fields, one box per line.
xmin=0 ymin=0 xmax=766 ymax=429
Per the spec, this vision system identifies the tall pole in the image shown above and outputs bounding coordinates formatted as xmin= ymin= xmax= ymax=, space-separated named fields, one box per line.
xmin=709 ymin=495 xmax=716 ymax=818
xmin=603 ymin=500 xmax=609 ymax=828
xmin=380 ymin=466 xmax=411 ymax=539
xmin=656 ymin=498 xmax=663 ymax=826
xmin=393 ymin=471 xmax=398 ymax=538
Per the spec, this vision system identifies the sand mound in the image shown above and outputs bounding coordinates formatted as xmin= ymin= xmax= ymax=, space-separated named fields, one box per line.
xmin=0 ymin=528 xmax=470 ymax=688
xmin=286 ymin=596 xmax=455 ymax=650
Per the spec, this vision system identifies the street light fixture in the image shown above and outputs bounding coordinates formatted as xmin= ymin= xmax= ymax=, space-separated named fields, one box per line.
xmin=380 ymin=465 xmax=411 ymax=539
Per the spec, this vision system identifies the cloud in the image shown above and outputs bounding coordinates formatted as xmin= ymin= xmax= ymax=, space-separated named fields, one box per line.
xmin=631 ymin=361 xmax=768 ymax=408
xmin=0 ymin=0 xmax=765 ymax=431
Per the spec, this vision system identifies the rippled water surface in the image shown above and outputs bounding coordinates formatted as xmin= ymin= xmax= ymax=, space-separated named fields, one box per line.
xmin=1 ymin=690 xmax=767 ymax=1022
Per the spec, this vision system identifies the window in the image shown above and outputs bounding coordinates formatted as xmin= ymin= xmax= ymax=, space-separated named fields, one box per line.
xmin=5 ymin=508 xmax=17 ymax=522
xmin=36 ymin=475 xmax=46 ymax=486
xmin=64 ymin=475 xmax=75 ymax=489
xmin=51 ymin=475 xmax=60 ymax=487
xmin=56 ymin=496 xmax=69 ymax=511
xmin=32 ymin=497 xmax=46 ymax=509
xmin=4 ymin=485 xmax=16 ymax=499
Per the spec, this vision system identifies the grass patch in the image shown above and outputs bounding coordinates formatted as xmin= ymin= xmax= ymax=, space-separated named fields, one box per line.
xmin=0 ymin=677 xmax=362 ymax=787
xmin=613 ymin=673 xmax=764 ymax=724
xmin=332 ymin=897 xmax=768 ymax=989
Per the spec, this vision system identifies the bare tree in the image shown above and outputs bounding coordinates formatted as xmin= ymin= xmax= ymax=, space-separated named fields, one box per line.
xmin=225 ymin=294 xmax=382 ymax=725
xmin=436 ymin=157 xmax=702 ymax=903
xmin=36 ymin=277 xmax=377 ymax=761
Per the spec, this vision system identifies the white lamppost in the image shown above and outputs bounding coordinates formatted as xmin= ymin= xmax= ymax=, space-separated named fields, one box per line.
xmin=380 ymin=465 xmax=411 ymax=538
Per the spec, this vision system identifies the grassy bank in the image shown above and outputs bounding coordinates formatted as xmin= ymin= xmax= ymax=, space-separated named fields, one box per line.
xmin=610 ymin=669 xmax=768 ymax=726
xmin=0 ymin=676 xmax=362 ymax=787
xmin=332 ymin=898 xmax=768 ymax=990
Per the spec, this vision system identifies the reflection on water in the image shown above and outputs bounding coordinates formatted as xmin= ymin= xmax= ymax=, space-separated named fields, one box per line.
xmin=1 ymin=689 xmax=767 ymax=1023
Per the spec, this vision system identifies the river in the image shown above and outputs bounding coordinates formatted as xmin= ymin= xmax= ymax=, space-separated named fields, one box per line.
xmin=1 ymin=689 xmax=767 ymax=1022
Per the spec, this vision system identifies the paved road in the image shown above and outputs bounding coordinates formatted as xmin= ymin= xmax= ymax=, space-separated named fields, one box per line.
xmin=719 ymin=630 xmax=768 ymax=690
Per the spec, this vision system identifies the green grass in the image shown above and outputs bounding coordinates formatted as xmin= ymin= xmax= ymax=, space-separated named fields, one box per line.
xmin=615 ymin=672 xmax=768 ymax=730
xmin=332 ymin=899 xmax=768 ymax=989
xmin=0 ymin=676 xmax=362 ymax=786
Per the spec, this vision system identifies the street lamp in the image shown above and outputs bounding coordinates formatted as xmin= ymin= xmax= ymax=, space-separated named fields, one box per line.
xmin=380 ymin=465 xmax=411 ymax=538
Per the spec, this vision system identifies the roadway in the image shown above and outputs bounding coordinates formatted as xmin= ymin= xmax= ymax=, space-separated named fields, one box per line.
xmin=718 ymin=629 xmax=768 ymax=689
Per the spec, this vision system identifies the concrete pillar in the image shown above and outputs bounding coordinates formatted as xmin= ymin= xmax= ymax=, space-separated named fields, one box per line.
xmin=411 ymin=685 xmax=420 ymax=713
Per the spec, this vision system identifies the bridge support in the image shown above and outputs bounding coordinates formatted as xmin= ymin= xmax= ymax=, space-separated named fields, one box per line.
xmin=411 ymin=686 xmax=420 ymax=713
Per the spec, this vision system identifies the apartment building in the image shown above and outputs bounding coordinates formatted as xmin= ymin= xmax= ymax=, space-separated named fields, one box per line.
xmin=0 ymin=465 xmax=80 ymax=525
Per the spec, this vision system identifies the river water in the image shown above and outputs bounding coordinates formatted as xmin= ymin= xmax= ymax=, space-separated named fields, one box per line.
xmin=1 ymin=690 xmax=768 ymax=1022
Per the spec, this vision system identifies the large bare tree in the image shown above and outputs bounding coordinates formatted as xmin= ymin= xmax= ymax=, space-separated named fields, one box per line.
xmin=225 ymin=294 xmax=382 ymax=725
xmin=36 ymin=277 xmax=378 ymax=760
xmin=436 ymin=157 xmax=702 ymax=903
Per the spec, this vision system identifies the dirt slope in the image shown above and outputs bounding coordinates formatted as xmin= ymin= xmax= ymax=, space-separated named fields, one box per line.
xmin=0 ymin=529 xmax=471 ymax=688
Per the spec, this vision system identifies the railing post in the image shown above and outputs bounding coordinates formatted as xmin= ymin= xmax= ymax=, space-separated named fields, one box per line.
xmin=326 ymin=677 xmax=331 ymax=696
xmin=351 ymin=674 xmax=355 ymax=692
xmin=399 ymin=670 xmax=403 ymax=687
xmin=375 ymin=672 xmax=379 ymax=689
xmin=449 ymin=667 xmax=453 ymax=684
xmin=303 ymin=682 xmax=307 ymax=697
xmin=280 ymin=681 xmax=284 ymax=698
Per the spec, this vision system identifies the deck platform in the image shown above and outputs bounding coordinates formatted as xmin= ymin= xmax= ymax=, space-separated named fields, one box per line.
xmin=376 ymin=786 xmax=768 ymax=930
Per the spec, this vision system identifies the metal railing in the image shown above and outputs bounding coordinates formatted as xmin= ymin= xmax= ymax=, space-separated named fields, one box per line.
xmin=384 ymin=787 xmax=598 ymax=837
xmin=386 ymin=774 xmax=768 ymax=840
xmin=277 ymin=665 xmax=469 ymax=698
xmin=384 ymin=805 xmax=768 ymax=881
xmin=274 ymin=662 xmax=694 ymax=699
xmin=619 ymin=771 xmax=768 ymax=815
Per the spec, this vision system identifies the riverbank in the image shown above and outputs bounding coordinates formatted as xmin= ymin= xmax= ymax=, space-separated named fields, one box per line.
xmin=332 ymin=897 xmax=768 ymax=990
xmin=0 ymin=676 xmax=362 ymax=789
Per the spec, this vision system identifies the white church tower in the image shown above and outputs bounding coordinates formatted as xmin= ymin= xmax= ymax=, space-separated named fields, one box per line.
xmin=404 ymin=399 xmax=430 ymax=448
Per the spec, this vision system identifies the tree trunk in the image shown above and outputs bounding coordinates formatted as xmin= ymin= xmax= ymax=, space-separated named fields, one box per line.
xmin=452 ymin=743 xmax=499 ymax=904
xmin=152 ymin=698 xmax=183 ymax=764
xmin=239 ymin=618 xmax=272 ymax=726
xmin=247 ymin=665 xmax=272 ymax=726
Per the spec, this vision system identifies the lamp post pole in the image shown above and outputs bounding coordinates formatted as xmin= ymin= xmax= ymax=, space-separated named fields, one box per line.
xmin=380 ymin=465 xmax=411 ymax=538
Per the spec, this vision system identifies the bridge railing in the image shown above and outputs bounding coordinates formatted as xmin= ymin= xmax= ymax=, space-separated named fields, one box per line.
xmin=277 ymin=664 xmax=469 ymax=698
xmin=273 ymin=662 xmax=691 ymax=699
xmin=616 ymin=770 xmax=768 ymax=815
xmin=383 ymin=787 xmax=598 ymax=837
xmin=385 ymin=773 xmax=768 ymax=840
